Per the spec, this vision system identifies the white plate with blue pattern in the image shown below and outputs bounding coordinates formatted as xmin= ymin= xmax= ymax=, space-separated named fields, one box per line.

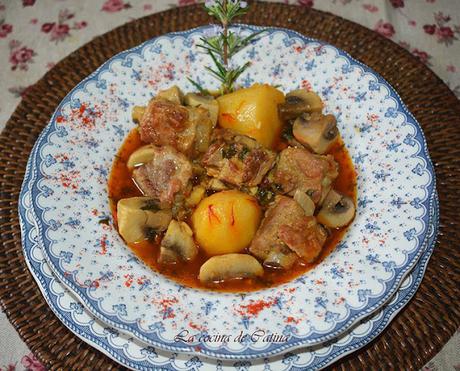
xmin=25 ymin=25 xmax=436 ymax=359
xmin=20 ymin=157 xmax=439 ymax=370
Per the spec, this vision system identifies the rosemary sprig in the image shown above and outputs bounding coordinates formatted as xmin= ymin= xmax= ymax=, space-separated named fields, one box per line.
xmin=187 ymin=77 xmax=210 ymax=95
xmin=189 ymin=0 xmax=263 ymax=94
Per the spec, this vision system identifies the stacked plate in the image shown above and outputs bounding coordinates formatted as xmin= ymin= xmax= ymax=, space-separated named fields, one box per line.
xmin=19 ymin=25 xmax=438 ymax=370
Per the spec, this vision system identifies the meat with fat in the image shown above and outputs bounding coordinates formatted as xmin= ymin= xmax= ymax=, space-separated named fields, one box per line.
xmin=202 ymin=129 xmax=276 ymax=187
xmin=139 ymin=99 xmax=192 ymax=152
xmin=132 ymin=145 xmax=192 ymax=207
xmin=249 ymin=195 xmax=326 ymax=265
xmin=270 ymin=146 xmax=338 ymax=204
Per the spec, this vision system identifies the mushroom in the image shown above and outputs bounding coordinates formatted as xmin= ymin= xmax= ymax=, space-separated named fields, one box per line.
xmin=184 ymin=93 xmax=219 ymax=127
xmin=156 ymin=85 xmax=183 ymax=105
xmin=207 ymin=178 xmax=229 ymax=192
xmin=316 ymin=190 xmax=355 ymax=228
xmin=127 ymin=145 xmax=156 ymax=169
xmin=185 ymin=185 xmax=206 ymax=207
xmin=263 ymin=246 xmax=297 ymax=270
xmin=292 ymin=112 xmax=339 ymax=154
xmin=278 ymin=89 xmax=323 ymax=121
xmin=319 ymin=176 xmax=334 ymax=206
xmin=198 ymin=254 xmax=264 ymax=284
xmin=293 ymin=189 xmax=316 ymax=216
xmin=117 ymin=197 xmax=172 ymax=243
xmin=132 ymin=106 xmax=146 ymax=122
xmin=158 ymin=220 xmax=198 ymax=264
xmin=188 ymin=106 xmax=213 ymax=154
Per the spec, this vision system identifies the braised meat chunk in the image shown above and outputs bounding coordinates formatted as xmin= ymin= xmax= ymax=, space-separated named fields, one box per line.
xmin=249 ymin=196 xmax=326 ymax=268
xmin=139 ymin=98 xmax=213 ymax=156
xmin=139 ymin=99 xmax=191 ymax=152
xmin=132 ymin=145 xmax=192 ymax=207
xmin=278 ymin=215 xmax=327 ymax=262
xmin=202 ymin=129 xmax=276 ymax=187
xmin=270 ymin=147 xmax=338 ymax=204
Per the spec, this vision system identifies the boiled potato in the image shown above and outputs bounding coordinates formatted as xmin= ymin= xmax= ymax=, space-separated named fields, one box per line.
xmin=217 ymin=84 xmax=285 ymax=149
xmin=191 ymin=190 xmax=261 ymax=255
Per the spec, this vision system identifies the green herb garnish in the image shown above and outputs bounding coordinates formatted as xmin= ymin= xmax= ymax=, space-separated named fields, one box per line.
xmin=222 ymin=143 xmax=237 ymax=158
xmin=306 ymin=189 xmax=315 ymax=198
xmin=238 ymin=145 xmax=250 ymax=160
xmin=256 ymin=187 xmax=275 ymax=206
xmin=144 ymin=227 xmax=158 ymax=241
xmin=256 ymin=183 xmax=283 ymax=206
xmin=188 ymin=0 xmax=264 ymax=94
xmin=281 ymin=122 xmax=294 ymax=141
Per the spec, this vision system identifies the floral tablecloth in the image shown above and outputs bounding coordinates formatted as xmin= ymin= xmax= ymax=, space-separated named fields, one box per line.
xmin=0 ymin=0 xmax=459 ymax=370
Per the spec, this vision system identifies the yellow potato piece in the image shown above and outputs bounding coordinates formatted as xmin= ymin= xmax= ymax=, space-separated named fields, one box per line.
xmin=217 ymin=84 xmax=285 ymax=149
xmin=191 ymin=190 xmax=261 ymax=256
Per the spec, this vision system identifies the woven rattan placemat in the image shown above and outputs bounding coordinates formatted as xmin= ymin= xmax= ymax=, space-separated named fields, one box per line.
xmin=1 ymin=2 xmax=459 ymax=370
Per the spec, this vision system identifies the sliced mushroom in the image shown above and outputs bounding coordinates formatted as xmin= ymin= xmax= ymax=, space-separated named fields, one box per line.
xmin=127 ymin=145 xmax=156 ymax=169
xmin=156 ymin=85 xmax=183 ymax=105
xmin=248 ymin=186 xmax=259 ymax=196
xmin=188 ymin=106 xmax=213 ymax=154
xmin=316 ymin=190 xmax=355 ymax=228
xmin=293 ymin=112 xmax=339 ymax=154
xmin=132 ymin=106 xmax=146 ymax=122
xmin=184 ymin=93 xmax=219 ymax=127
xmin=278 ymin=89 xmax=323 ymax=121
xmin=293 ymin=189 xmax=316 ymax=216
xmin=207 ymin=178 xmax=229 ymax=192
xmin=264 ymin=245 xmax=297 ymax=270
xmin=198 ymin=254 xmax=264 ymax=284
xmin=117 ymin=197 xmax=172 ymax=243
xmin=158 ymin=246 xmax=179 ymax=264
xmin=158 ymin=220 xmax=198 ymax=264
xmin=185 ymin=185 xmax=206 ymax=207
xmin=319 ymin=176 xmax=334 ymax=206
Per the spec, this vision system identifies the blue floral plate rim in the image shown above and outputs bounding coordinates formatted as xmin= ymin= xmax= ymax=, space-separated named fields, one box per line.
xmin=19 ymin=167 xmax=439 ymax=370
xmin=24 ymin=24 xmax=437 ymax=359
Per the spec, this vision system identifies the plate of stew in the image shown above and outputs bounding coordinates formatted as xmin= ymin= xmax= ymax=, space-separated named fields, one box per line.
xmin=19 ymin=172 xmax=440 ymax=369
xmin=26 ymin=25 xmax=436 ymax=359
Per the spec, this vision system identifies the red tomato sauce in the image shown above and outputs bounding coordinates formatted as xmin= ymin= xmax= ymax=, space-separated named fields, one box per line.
xmin=108 ymin=129 xmax=357 ymax=292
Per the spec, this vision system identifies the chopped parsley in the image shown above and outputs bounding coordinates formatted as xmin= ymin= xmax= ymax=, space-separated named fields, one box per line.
xmin=144 ymin=227 xmax=158 ymax=241
xmin=256 ymin=183 xmax=283 ymax=206
xmin=306 ymin=189 xmax=315 ymax=198
xmin=256 ymin=187 xmax=275 ymax=206
xmin=281 ymin=122 xmax=294 ymax=141
xmin=238 ymin=145 xmax=250 ymax=161
xmin=221 ymin=143 xmax=237 ymax=159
